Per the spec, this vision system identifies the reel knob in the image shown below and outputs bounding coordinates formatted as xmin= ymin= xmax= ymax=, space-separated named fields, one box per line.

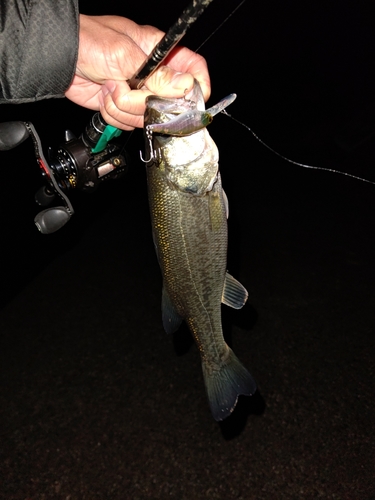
xmin=34 ymin=207 xmax=71 ymax=234
xmin=0 ymin=121 xmax=30 ymax=150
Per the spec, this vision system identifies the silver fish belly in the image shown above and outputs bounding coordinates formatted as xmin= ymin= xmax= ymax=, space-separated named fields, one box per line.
xmin=144 ymin=81 xmax=256 ymax=420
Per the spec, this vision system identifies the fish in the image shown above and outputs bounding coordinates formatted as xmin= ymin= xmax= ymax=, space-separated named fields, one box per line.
xmin=143 ymin=80 xmax=256 ymax=421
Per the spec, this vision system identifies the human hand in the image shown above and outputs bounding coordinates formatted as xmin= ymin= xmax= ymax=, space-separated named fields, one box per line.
xmin=65 ymin=15 xmax=211 ymax=130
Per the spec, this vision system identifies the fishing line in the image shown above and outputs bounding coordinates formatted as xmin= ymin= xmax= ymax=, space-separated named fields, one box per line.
xmin=117 ymin=0 xmax=248 ymax=156
xmin=192 ymin=0 xmax=375 ymax=187
xmin=194 ymin=0 xmax=247 ymax=54
xmin=222 ymin=110 xmax=375 ymax=186
xmin=119 ymin=129 xmax=135 ymax=157
xmin=119 ymin=0 xmax=375 ymax=188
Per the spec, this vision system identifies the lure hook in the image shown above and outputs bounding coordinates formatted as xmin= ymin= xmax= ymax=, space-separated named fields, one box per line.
xmin=140 ymin=129 xmax=155 ymax=163
xmin=139 ymin=150 xmax=153 ymax=163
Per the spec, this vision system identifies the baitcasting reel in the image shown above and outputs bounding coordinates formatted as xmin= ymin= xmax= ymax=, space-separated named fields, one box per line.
xmin=0 ymin=0 xmax=214 ymax=234
xmin=0 ymin=113 xmax=129 ymax=234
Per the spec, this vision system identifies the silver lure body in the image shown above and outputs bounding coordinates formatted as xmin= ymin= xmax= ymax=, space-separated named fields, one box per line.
xmin=144 ymin=81 xmax=256 ymax=420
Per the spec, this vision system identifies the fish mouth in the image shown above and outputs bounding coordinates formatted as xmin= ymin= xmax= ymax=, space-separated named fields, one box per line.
xmin=145 ymin=80 xmax=205 ymax=126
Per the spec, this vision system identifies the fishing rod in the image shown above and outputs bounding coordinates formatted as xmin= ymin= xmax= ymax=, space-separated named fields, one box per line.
xmin=91 ymin=0 xmax=215 ymax=154
xmin=0 ymin=0 xmax=215 ymax=234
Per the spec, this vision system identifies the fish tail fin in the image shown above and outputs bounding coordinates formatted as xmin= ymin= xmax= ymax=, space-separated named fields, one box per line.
xmin=202 ymin=348 xmax=257 ymax=421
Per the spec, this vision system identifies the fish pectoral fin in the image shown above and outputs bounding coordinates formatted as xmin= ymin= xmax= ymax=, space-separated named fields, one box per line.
xmin=162 ymin=285 xmax=183 ymax=334
xmin=221 ymin=272 xmax=248 ymax=309
xmin=202 ymin=347 xmax=257 ymax=421
xmin=222 ymin=188 xmax=229 ymax=219
xmin=208 ymin=190 xmax=222 ymax=232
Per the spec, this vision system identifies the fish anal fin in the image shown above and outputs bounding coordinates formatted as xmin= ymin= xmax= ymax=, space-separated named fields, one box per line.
xmin=222 ymin=272 xmax=248 ymax=309
xmin=162 ymin=285 xmax=183 ymax=334
xmin=202 ymin=348 xmax=257 ymax=421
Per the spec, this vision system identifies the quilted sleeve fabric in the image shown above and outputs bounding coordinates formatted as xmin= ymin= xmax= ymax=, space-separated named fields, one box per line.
xmin=0 ymin=0 xmax=79 ymax=103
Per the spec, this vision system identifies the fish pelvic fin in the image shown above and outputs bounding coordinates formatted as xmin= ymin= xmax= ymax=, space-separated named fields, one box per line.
xmin=202 ymin=348 xmax=257 ymax=421
xmin=162 ymin=284 xmax=183 ymax=334
xmin=222 ymin=272 xmax=248 ymax=309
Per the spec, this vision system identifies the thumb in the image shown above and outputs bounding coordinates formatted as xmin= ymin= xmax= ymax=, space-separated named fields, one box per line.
xmin=144 ymin=66 xmax=195 ymax=97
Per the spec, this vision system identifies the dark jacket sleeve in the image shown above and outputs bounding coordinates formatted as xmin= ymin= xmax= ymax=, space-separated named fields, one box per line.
xmin=0 ymin=0 xmax=79 ymax=103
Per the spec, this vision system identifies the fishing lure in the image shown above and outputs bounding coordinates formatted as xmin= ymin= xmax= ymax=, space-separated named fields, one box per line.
xmin=141 ymin=94 xmax=237 ymax=163
xmin=146 ymin=94 xmax=237 ymax=137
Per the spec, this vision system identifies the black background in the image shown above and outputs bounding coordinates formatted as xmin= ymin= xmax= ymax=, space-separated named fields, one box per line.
xmin=1 ymin=1 xmax=375 ymax=498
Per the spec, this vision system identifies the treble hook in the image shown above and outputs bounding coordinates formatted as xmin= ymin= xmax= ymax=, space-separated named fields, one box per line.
xmin=140 ymin=128 xmax=155 ymax=163
xmin=140 ymin=149 xmax=154 ymax=163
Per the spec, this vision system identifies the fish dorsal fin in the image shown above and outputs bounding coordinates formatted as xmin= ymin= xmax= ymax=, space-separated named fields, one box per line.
xmin=221 ymin=272 xmax=248 ymax=309
xmin=162 ymin=284 xmax=183 ymax=334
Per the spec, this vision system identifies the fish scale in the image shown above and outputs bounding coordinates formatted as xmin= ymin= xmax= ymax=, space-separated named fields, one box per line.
xmin=145 ymin=81 xmax=256 ymax=420
xmin=149 ymin=168 xmax=227 ymax=356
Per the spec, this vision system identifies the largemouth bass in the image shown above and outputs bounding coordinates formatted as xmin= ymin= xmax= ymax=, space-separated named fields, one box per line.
xmin=144 ymin=81 xmax=256 ymax=420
